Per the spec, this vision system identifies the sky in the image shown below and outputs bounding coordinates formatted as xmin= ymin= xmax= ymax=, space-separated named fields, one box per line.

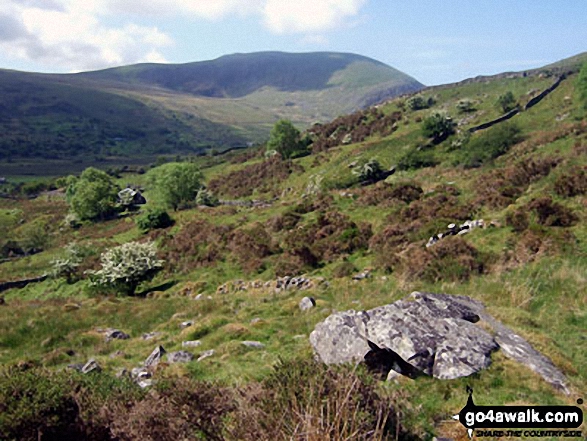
xmin=0 ymin=0 xmax=586 ymax=85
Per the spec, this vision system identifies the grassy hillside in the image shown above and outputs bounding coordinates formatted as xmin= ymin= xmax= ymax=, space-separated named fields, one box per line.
xmin=0 ymin=59 xmax=585 ymax=439
xmin=0 ymin=52 xmax=422 ymax=172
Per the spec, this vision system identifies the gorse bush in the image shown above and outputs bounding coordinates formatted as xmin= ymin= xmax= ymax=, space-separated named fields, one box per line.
xmin=88 ymin=241 xmax=164 ymax=295
xmin=496 ymin=91 xmax=517 ymax=113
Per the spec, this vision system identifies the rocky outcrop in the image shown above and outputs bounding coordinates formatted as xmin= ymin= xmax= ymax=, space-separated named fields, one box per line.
xmin=310 ymin=292 xmax=569 ymax=393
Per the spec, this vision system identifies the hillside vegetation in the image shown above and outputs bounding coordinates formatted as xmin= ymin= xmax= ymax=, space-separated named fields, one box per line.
xmin=0 ymin=52 xmax=422 ymax=171
xmin=0 ymin=58 xmax=586 ymax=440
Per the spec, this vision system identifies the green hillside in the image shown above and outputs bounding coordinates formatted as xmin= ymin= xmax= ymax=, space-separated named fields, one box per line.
xmin=0 ymin=52 xmax=423 ymax=170
xmin=0 ymin=56 xmax=585 ymax=439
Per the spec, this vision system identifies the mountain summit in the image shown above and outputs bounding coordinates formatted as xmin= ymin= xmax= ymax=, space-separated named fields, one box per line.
xmin=0 ymin=52 xmax=423 ymax=161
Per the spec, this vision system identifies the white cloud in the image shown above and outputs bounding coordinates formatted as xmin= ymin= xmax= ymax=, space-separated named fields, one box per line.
xmin=0 ymin=0 xmax=368 ymax=71
xmin=263 ymin=0 xmax=366 ymax=34
xmin=0 ymin=0 xmax=172 ymax=71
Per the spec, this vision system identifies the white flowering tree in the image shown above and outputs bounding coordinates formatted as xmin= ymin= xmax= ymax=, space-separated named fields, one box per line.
xmin=89 ymin=241 xmax=164 ymax=295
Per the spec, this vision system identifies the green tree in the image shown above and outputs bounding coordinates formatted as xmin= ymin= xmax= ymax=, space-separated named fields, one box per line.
xmin=267 ymin=120 xmax=304 ymax=159
xmin=66 ymin=167 xmax=120 ymax=221
xmin=496 ymin=91 xmax=517 ymax=113
xmin=148 ymin=162 xmax=203 ymax=210
xmin=421 ymin=112 xmax=455 ymax=143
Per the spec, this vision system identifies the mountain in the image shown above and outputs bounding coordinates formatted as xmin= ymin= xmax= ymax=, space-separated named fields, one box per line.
xmin=0 ymin=52 xmax=423 ymax=163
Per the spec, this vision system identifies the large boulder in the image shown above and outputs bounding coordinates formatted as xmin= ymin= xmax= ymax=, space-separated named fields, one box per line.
xmin=310 ymin=292 xmax=569 ymax=393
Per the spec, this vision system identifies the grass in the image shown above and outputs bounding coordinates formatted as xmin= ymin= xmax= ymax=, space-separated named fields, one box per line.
xmin=0 ymin=64 xmax=586 ymax=439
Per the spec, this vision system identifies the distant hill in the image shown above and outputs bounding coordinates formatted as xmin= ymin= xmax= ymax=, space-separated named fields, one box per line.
xmin=0 ymin=52 xmax=423 ymax=162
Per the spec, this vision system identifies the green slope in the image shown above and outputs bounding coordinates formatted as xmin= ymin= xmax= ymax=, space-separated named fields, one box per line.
xmin=0 ymin=52 xmax=423 ymax=165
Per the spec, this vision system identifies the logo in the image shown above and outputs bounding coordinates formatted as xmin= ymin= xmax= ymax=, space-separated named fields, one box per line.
xmin=453 ymin=387 xmax=583 ymax=439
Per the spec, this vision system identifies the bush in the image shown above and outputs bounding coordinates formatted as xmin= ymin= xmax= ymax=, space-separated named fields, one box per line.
xmin=66 ymin=168 xmax=120 ymax=221
xmin=51 ymin=242 xmax=95 ymax=283
xmin=421 ymin=112 xmax=455 ymax=143
xmin=352 ymin=158 xmax=386 ymax=184
xmin=496 ymin=91 xmax=517 ymax=113
xmin=148 ymin=162 xmax=203 ymax=210
xmin=505 ymin=209 xmax=529 ymax=232
xmin=459 ymin=122 xmax=521 ymax=168
xmin=135 ymin=208 xmax=174 ymax=232
xmin=88 ymin=241 xmax=164 ymax=295
xmin=456 ymin=99 xmax=475 ymax=113
xmin=407 ymin=95 xmax=434 ymax=111
xmin=195 ymin=188 xmax=219 ymax=207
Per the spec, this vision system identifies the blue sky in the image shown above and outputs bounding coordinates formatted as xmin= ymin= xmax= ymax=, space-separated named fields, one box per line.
xmin=0 ymin=0 xmax=585 ymax=85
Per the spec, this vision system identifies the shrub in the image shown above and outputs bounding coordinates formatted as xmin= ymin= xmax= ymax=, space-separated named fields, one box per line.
xmin=195 ymin=188 xmax=219 ymax=207
xmin=148 ymin=162 xmax=203 ymax=210
xmin=14 ymin=218 xmax=51 ymax=255
xmin=51 ymin=242 xmax=95 ymax=283
xmin=407 ymin=95 xmax=434 ymax=111
xmin=421 ymin=112 xmax=455 ymax=143
xmin=496 ymin=91 xmax=517 ymax=113
xmin=135 ymin=208 xmax=174 ymax=232
xmin=88 ymin=241 xmax=164 ymax=295
xmin=459 ymin=122 xmax=521 ymax=168
xmin=554 ymin=166 xmax=587 ymax=197
xmin=527 ymin=197 xmax=578 ymax=227
xmin=456 ymin=99 xmax=475 ymax=113
xmin=66 ymin=167 xmax=120 ymax=221
xmin=352 ymin=158 xmax=386 ymax=184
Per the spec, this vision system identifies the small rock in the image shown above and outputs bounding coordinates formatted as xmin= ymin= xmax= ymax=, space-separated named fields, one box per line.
xmin=293 ymin=334 xmax=306 ymax=340
xmin=115 ymin=368 xmax=130 ymax=379
xmin=144 ymin=345 xmax=166 ymax=367
xmin=62 ymin=303 xmax=81 ymax=312
xmin=105 ymin=329 xmax=130 ymax=341
xmin=81 ymin=359 xmax=101 ymax=374
xmin=299 ymin=297 xmax=316 ymax=311
xmin=352 ymin=270 xmax=371 ymax=281
xmin=250 ymin=317 xmax=262 ymax=325
xmin=67 ymin=363 xmax=84 ymax=372
xmin=182 ymin=340 xmax=202 ymax=348
xmin=197 ymin=350 xmax=215 ymax=362
xmin=194 ymin=294 xmax=204 ymax=301
xmin=142 ymin=332 xmax=160 ymax=340
xmin=180 ymin=320 xmax=193 ymax=329
xmin=109 ymin=350 xmax=125 ymax=359
xmin=131 ymin=367 xmax=151 ymax=379
xmin=138 ymin=379 xmax=153 ymax=388
xmin=241 ymin=341 xmax=265 ymax=349
xmin=167 ymin=350 xmax=194 ymax=363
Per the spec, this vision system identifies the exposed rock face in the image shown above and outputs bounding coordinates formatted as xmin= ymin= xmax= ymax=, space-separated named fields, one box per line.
xmin=310 ymin=292 xmax=569 ymax=393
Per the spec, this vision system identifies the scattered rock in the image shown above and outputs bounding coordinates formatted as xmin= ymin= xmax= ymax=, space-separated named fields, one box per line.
xmin=142 ymin=332 xmax=160 ymax=340
xmin=309 ymin=292 xmax=569 ymax=392
xmin=182 ymin=340 xmax=202 ymax=348
xmin=250 ymin=317 xmax=262 ymax=325
xmin=180 ymin=320 xmax=193 ymax=329
xmin=81 ymin=359 xmax=101 ymax=374
xmin=144 ymin=345 xmax=166 ymax=367
xmin=67 ymin=363 xmax=84 ymax=372
xmin=241 ymin=341 xmax=265 ymax=349
xmin=197 ymin=350 xmax=215 ymax=362
xmin=194 ymin=294 xmax=204 ymax=301
xmin=138 ymin=379 xmax=153 ymax=388
xmin=216 ymin=276 xmax=324 ymax=295
xmin=352 ymin=269 xmax=371 ymax=281
xmin=299 ymin=296 xmax=316 ymax=311
xmin=104 ymin=329 xmax=130 ymax=341
xmin=109 ymin=350 xmax=125 ymax=359
xmin=131 ymin=367 xmax=151 ymax=379
xmin=167 ymin=350 xmax=194 ymax=363
xmin=115 ymin=368 xmax=130 ymax=379
xmin=426 ymin=220 xmax=485 ymax=248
